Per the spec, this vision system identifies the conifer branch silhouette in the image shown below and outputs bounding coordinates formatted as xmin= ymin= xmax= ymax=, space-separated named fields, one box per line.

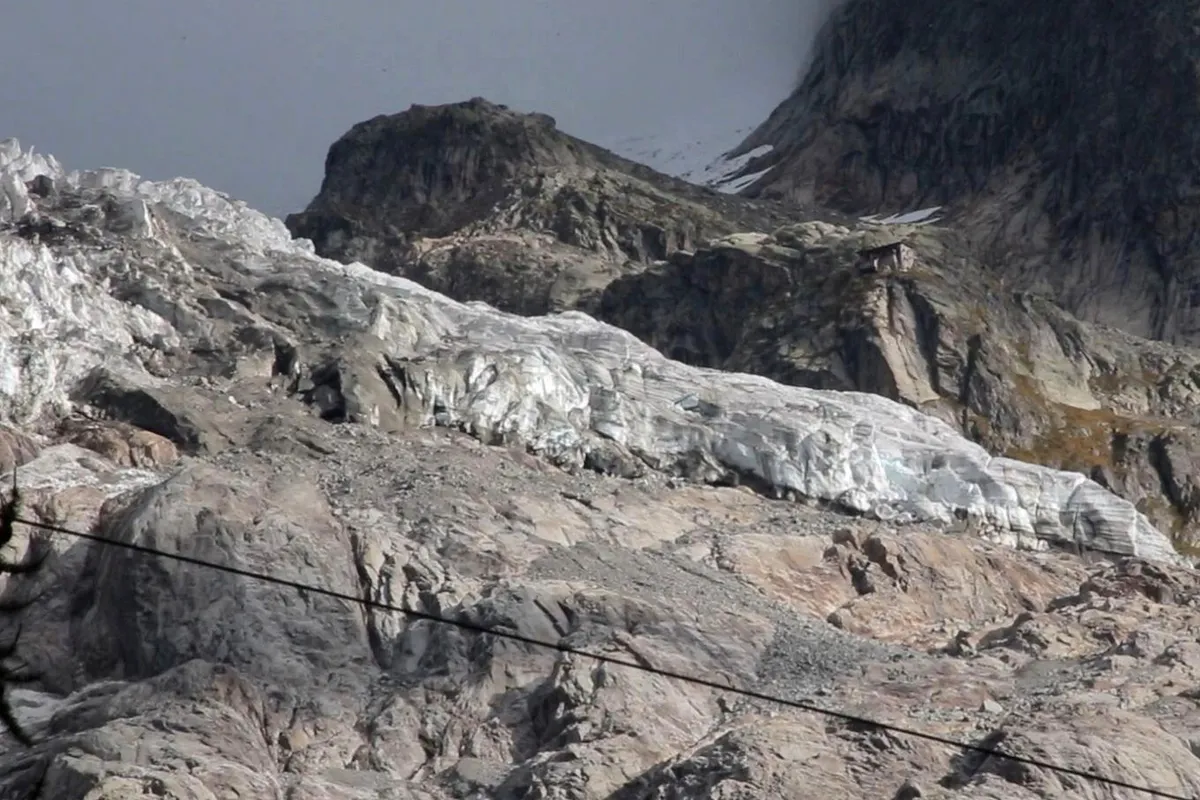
xmin=0 ymin=469 xmax=47 ymax=747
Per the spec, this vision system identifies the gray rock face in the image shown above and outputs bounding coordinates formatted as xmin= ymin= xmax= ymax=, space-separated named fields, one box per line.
xmin=74 ymin=462 xmax=371 ymax=686
xmin=734 ymin=0 xmax=1200 ymax=346
xmin=2 ymin=138 xmax=1200 ymax=800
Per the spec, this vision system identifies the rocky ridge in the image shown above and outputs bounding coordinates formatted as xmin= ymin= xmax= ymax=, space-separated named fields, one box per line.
xmin=1 ymin=135 xmax=1199 ymax=800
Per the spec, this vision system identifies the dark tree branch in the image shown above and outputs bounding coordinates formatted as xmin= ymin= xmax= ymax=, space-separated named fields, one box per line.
xmin=0 ymin=471 xmax=45 ymax=747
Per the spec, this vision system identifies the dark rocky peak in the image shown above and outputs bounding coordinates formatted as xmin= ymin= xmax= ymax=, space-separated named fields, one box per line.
xmin=288 ymin=97 xmax=589 ymax=240
xmin=743 ymin=0 xmax=1190 ymax=209
xmin=287 ymin=97 xmax=816 ymax=252
xmin=730 ymin=0 xmax=1200 ymax=344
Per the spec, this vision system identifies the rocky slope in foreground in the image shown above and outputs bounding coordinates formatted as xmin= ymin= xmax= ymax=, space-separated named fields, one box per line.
xmin=732 ymin=0 xmax=1200 ymax=347
xmin=0 ymin=141 xmax=1198 ymax=798
xmin=289 ymin=100 xmax=1200 ymax=553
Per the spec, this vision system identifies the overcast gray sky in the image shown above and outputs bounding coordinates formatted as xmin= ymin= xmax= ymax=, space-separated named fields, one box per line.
xmin=1 ymin=1 xmax=837 ymax=216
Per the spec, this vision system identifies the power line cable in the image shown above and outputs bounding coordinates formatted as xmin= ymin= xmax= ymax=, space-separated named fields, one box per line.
xmin=8 ymin=513 xmax=1194 ymax=800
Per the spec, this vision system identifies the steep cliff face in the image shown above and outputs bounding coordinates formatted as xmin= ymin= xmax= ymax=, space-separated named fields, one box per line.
xmin=735 ymin=0 xmax=1200 ymax=344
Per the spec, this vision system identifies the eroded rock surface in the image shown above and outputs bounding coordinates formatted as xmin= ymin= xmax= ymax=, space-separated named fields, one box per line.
xmin=1 ymin=137 xmax=1198 ymax=800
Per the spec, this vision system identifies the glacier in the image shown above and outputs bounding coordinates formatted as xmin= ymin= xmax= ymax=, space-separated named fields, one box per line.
xmin=0 ymin=137 xmax=1183 ymax=565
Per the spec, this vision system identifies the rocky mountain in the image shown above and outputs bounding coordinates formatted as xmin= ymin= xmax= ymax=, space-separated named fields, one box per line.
xmin=731 ymin=0 xmax=1200 ymax=346
xmin=284 ymin=98 xmax=815 ymax=317
xmin=598 ymin=225 xmax=1200 ymax=553
xmin=2 ymin=118 xmax=1200 ymax=800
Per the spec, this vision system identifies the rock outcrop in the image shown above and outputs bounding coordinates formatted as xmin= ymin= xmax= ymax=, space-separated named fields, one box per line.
xmin=731 ymin=0 xmax=1200 ymax=346
xmin=2 ymin=138 xmax=1200 ymax=799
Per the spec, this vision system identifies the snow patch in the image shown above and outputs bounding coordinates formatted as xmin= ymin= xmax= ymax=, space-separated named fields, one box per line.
xmin=718 ymin=162 xmax=774 ymax=193
xmin=605 ymin=126 xmax=774 ymax=194
xmin=0 ymin=138 xmax=64 ymax=184
xmin=860 ymin=206 xmax=943 ymax=226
